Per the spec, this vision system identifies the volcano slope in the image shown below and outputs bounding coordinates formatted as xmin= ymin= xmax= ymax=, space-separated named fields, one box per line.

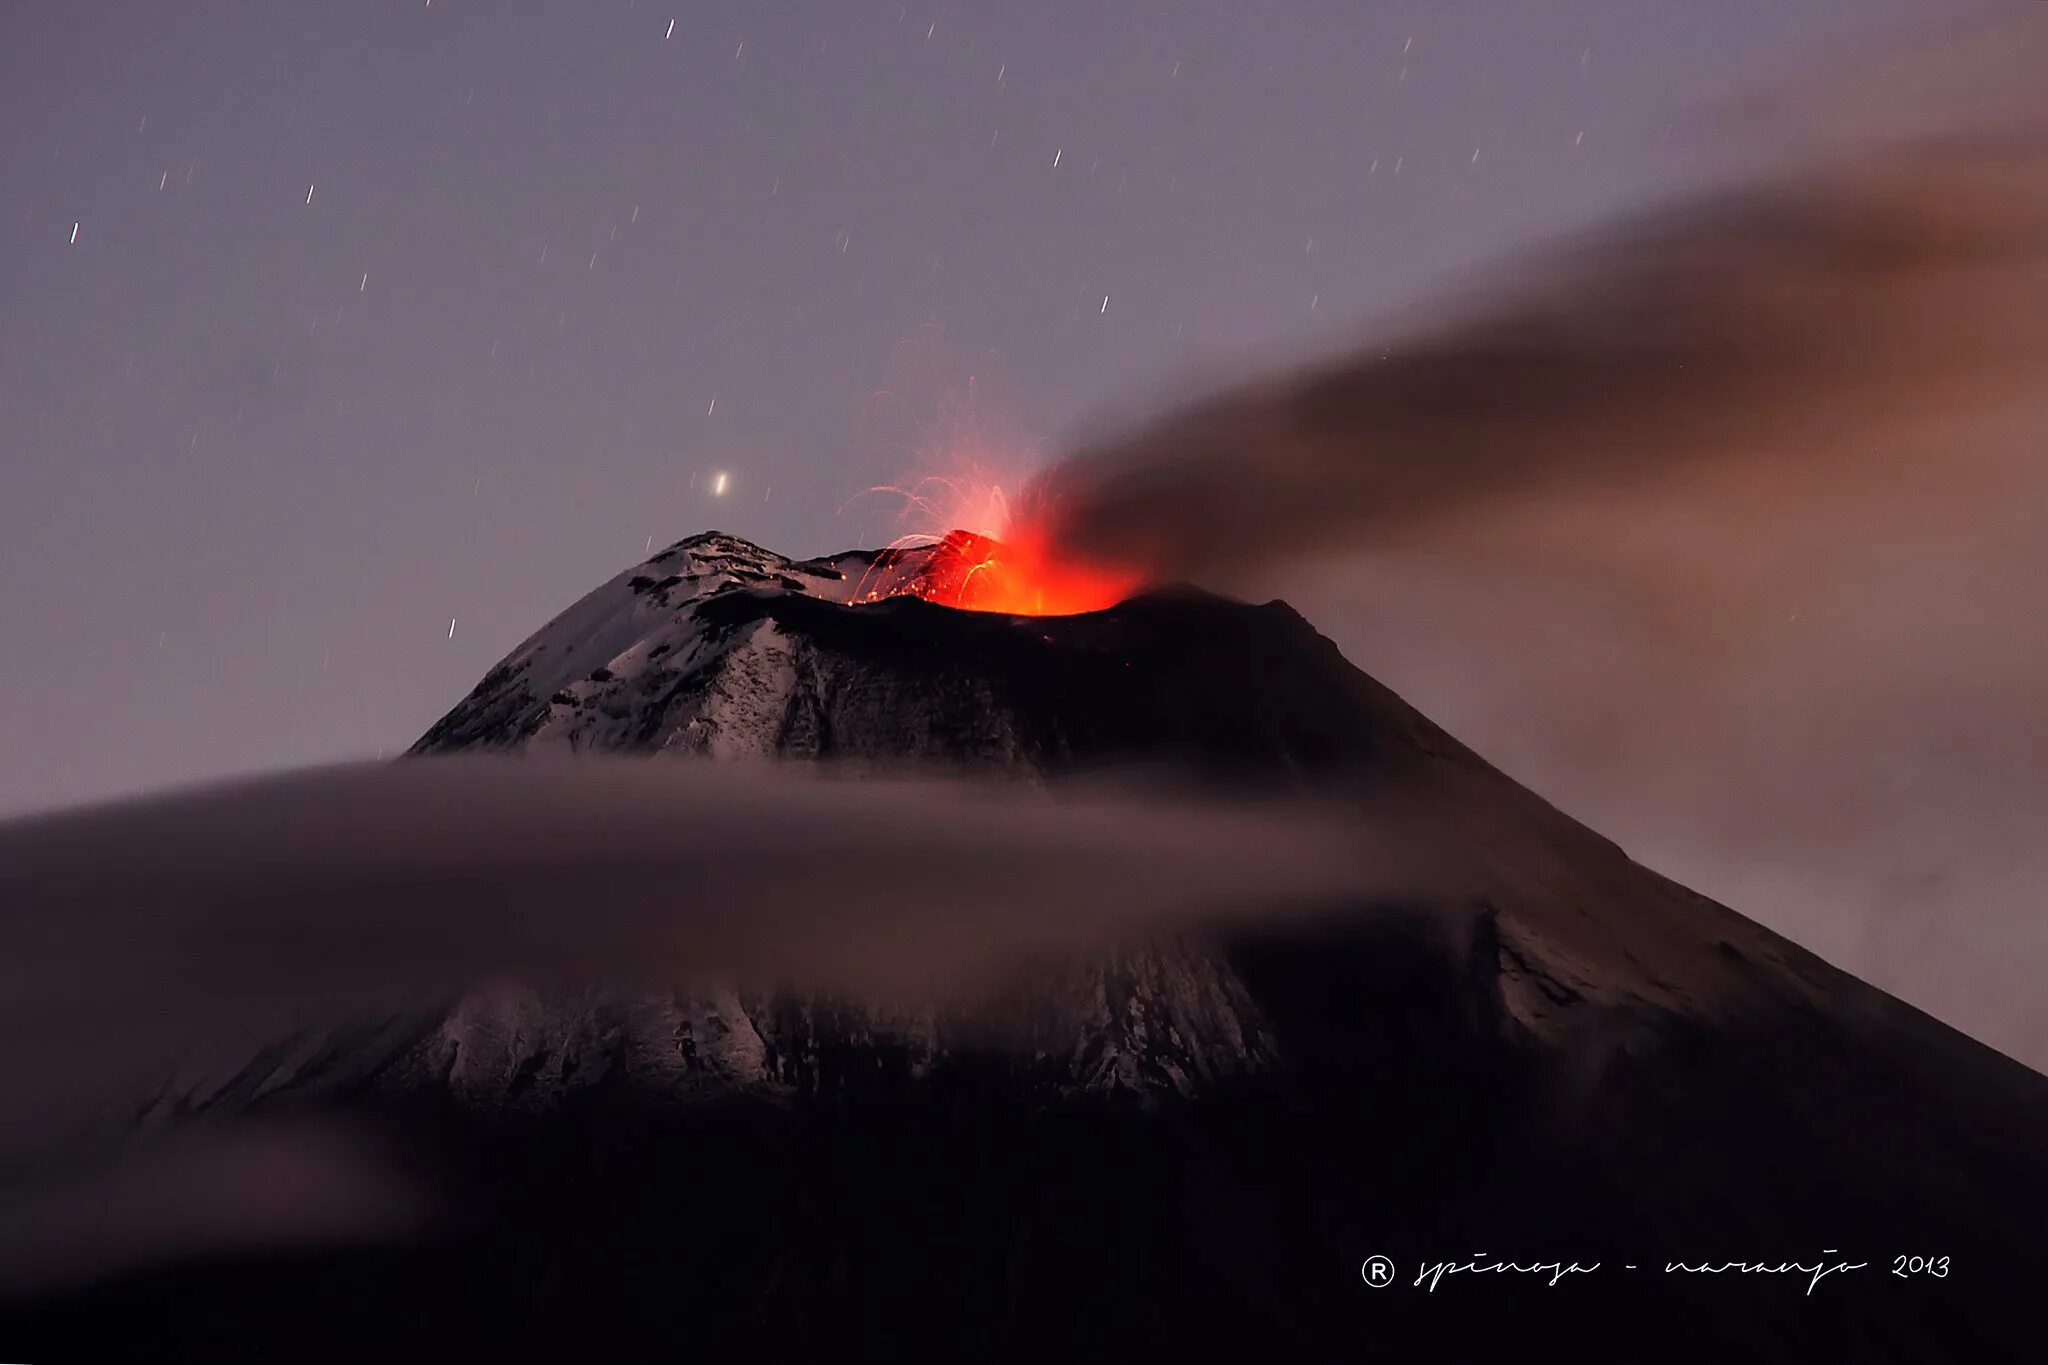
xmin=9 ymin=531 xmax=2046 ymax=1362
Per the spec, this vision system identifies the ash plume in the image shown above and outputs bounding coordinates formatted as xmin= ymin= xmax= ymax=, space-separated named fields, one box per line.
xmin=1024 ymin=9 xmax=2048 ymax=1068
xmin=1031 ymin=15 xmax=2048 ymax=582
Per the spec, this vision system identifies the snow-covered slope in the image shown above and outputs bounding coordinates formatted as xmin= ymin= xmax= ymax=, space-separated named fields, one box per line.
xmin=414 ymin=532 xmax=915 ymax=756
xmin=343 ymin=528 xmax=1977 ymax=1111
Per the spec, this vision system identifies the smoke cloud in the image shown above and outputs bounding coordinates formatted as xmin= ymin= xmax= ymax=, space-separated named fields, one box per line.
xmin=1024 ymin=9 xmax=2048 ymax=1069
xmin=1032 ymin=29 xmax=2048 ymax=580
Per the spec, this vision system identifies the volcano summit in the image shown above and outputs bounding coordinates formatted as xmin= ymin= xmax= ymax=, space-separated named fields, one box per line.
xmin=9 ymin=530 xmax=2047 ymax=1362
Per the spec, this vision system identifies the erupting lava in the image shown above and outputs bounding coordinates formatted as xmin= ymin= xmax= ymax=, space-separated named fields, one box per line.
xmin=868 ymin=526 xmax=1142 ymax=616
xmin=845 ymin=476 xmax=1141 ymax=616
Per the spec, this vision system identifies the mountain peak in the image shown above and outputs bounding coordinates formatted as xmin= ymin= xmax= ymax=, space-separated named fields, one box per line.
xmin=413 ymin=528 xmax=1134 ymax=758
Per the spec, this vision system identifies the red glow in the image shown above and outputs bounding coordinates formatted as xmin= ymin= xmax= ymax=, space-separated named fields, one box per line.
xmin=895 ymin=527 xmax=1142 ymax=616
xmin=844 ymin=475 xmax=1140 ymax=616
xmin=840 ymin=385 xmax=1140 ymax=615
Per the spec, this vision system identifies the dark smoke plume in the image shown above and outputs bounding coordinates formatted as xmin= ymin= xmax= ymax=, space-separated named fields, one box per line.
xmin=1024 ymin=9 xmax=2048 ymax=1070
xmin=1033 ymin=130 xmax=2048 ymax=581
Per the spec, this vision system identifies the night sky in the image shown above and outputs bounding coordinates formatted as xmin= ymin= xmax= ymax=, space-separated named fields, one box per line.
xmin=4 ymin=3 xmax=2039 ymax=1062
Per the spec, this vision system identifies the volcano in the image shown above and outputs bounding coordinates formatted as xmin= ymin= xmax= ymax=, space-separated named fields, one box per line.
xmin=10 ymin=530 xmax=2047 ymax=1362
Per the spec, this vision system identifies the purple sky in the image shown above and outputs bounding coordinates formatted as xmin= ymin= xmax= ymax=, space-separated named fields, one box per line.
xmin=8 ymin=2 xmax=2042 ymax=1066
xmin=3 ymin=0 xmax=1941 ymax=811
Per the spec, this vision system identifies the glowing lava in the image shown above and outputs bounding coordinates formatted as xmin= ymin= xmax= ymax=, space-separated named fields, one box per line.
xmin=876 ymin=526 xmax=1142 ymax=616
xmin=845 ymin=481 xmax=1140 ymax=616
xmin=843 ymin=452 xmax=1139 ymax=616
